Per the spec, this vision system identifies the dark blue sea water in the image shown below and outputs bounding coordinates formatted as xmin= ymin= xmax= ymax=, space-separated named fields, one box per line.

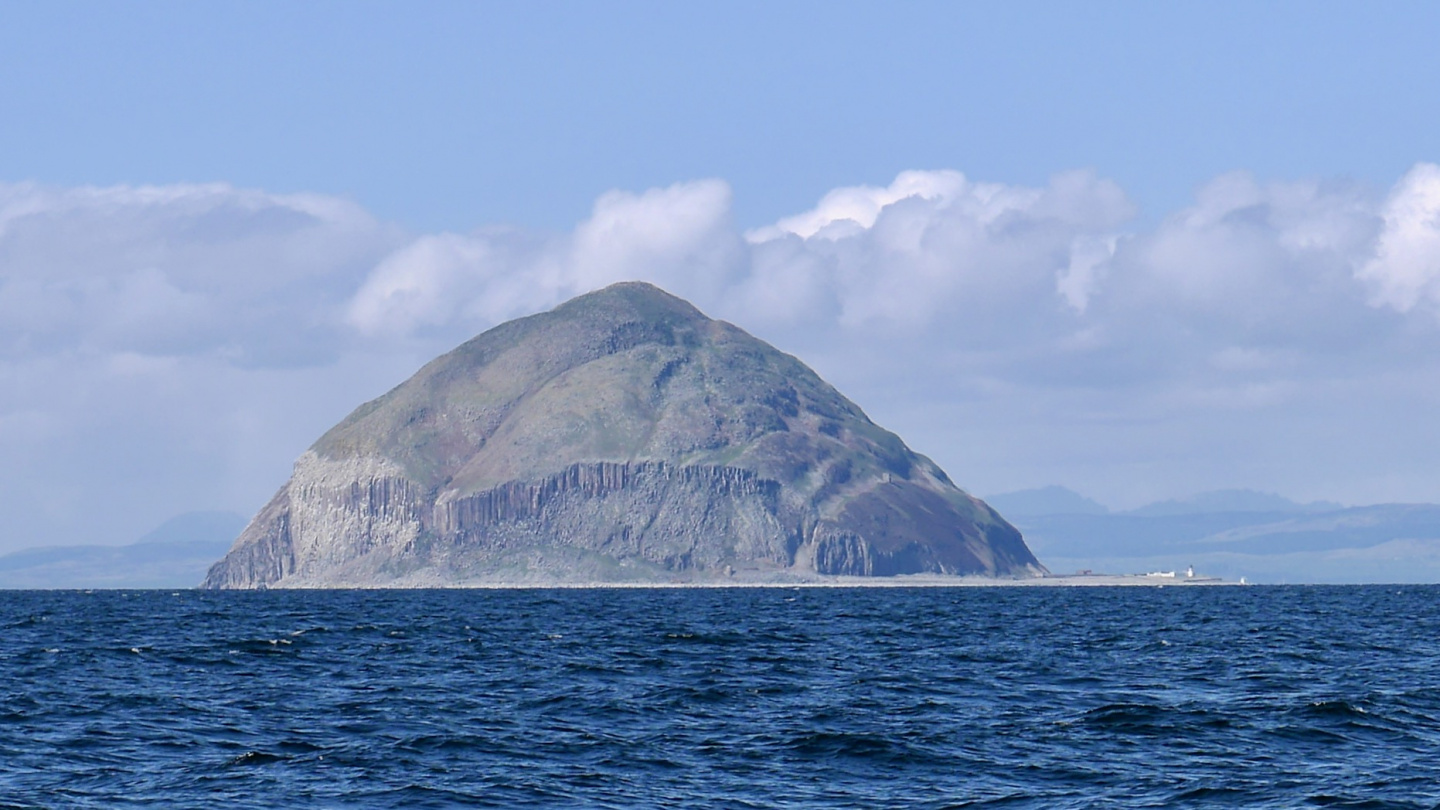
xmin=3 ymin=586 xmax=1440 ymax=808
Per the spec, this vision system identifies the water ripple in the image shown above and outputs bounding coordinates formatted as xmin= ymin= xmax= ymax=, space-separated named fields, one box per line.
xmin=2 ymin=586 xmax=1439 ymax=807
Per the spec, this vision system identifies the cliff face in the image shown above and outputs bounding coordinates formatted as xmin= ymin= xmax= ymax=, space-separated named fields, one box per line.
xmin=203 ymin=282 xmax=1044 ymax=587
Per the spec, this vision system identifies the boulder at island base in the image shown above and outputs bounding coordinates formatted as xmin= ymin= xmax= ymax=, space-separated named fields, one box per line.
xmin=203 ymin=282 xmax=1044 ymax=588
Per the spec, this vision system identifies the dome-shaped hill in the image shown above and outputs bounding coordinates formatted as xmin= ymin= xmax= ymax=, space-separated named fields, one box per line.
xmin=203 ymin=282 xmax=1043 ymax=587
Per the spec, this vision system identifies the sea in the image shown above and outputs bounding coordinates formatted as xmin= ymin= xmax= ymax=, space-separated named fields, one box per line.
xmin=3 ymin=586 xmax=1439 ymax=808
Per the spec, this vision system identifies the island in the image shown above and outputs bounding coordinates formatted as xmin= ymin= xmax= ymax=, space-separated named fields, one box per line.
xmin=203 ymin=282 xmax=1046 ymax=588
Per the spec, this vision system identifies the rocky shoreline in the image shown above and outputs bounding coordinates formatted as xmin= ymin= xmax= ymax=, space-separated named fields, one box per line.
xmin=239 ymin=572 xmax=1236 ymax=589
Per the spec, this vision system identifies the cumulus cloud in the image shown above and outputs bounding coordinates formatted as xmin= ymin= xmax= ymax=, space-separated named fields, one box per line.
xmin=1091 ymin=172 xmax=1386 ymax=359
xmin=7 ymin=165 xmax=1440 ymax=551
xmin=1357 ymin=162 xmax=1440 ymax=313
xmin=347 ymin=180 xmax=743 ymax=339
xmin=347 ymin=231 xmax=525 ymax=337
xmin=739 ymin=169 xmax=1133 ymax=335
xmin=346 ymin=170 xmax=1136 ymax=349
xmin=571 ymin=179 xmax=742 ymax=297
xmin=1056 ymin=235 xmax=1118 ymax=312
xmin=0 ymin=181 xmax=401 ymax=365
xmin=745 ymin=170 xmax=973 ymax=241
xmin=335 ymin=165 xmax=1438 ymax=402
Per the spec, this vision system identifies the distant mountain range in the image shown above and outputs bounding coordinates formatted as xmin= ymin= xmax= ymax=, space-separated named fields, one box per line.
xmin=0 ymin=512 xmax=245 ymax=589
xmin=987 ymin=486 xmax=1344 ymax=518
xmin=986 ymin=486 xmax=1440 ymax=584
xmin=985 ymin=486 xmax=1110 ymax=517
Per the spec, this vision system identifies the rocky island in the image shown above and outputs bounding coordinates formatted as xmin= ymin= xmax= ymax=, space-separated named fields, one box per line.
xmin=203 ymin=282 xmax=1044 ymax=588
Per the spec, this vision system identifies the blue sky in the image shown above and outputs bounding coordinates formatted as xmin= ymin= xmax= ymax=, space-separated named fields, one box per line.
xmin=2 ymin=2 xmax=1440 ymax=552
xmin=6 ymin=2 xmax=1436 ymax=231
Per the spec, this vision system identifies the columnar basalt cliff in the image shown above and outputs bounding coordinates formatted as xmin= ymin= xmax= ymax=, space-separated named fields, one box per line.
xmin=203 ymin=282 xmax=1044 ymax=588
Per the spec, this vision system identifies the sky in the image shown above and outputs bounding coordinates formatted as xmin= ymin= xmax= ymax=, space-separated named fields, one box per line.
xmin=2 ymin=1 xmax=1439 ymax=552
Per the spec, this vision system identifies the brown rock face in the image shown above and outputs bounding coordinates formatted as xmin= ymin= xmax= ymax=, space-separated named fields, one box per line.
xmin=202 ymin=282 xmax=1043 ymax=588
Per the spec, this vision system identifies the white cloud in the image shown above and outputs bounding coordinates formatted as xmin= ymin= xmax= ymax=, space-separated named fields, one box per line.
xmin=347 ymin=232 xmax=505 ymax=336
xmin=1093 ymin=172 xmax=1385 ymax=358
xmin=1357 ymin=162 xmax=1440 ymax=313
xmin=730 ymin=170 xmax=1134 ymax=336
xmin=347 ymin=180 xmax=742 ymax=339
xmin=571 ymin=179 xmax=741 ymax=296
xmin=1056 ymin=235 xmax=1118 ymax=312
xmin=746 ymin=170 xmax=972 ymax=241
xmin=337 ymin=166 xmax=1432 ymax=395
xmin=7 ymin=166 xmax=1440 ymax=553
xmin=343 ymin=170 xmax=1140 ymax=355
xmin=0 ymin=181 xmax=400 ymax=364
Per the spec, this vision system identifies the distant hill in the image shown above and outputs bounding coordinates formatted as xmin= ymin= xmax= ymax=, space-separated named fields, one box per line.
xmin=1124 ymin=489 xmax=1343 ymax=517
xmin=1011 ymin=501 xmax=1440 ymax=584
xmin=985 ymin=486 xmax=1110 ymax=517
xmin=0 ymin=511 xmax=246 ymax=589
